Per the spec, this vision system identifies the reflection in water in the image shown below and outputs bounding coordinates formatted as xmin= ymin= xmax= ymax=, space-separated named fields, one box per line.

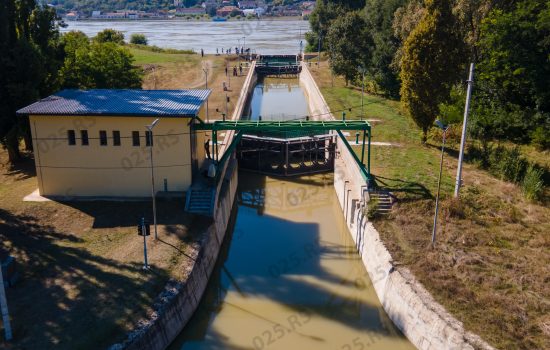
xmin=244 ymin=77 xmax=310 ymax=121
xmin=169 ymin=173 xmax=414 ymax=350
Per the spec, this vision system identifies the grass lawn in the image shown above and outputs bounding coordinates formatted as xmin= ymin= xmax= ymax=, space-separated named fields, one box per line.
xmin=309 ymin=60 xmax=550 ymax=350
xmin=0 ymin=150 xmax=210 ymax=349
xmin=130 ymin=48 xmax=250 ymax=122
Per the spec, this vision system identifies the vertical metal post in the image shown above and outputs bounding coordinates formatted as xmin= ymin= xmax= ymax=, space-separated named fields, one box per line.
xmin=146 ymin=122 xmax=159 ymax=241
xmin=342 ymin=112 xmax=346 ymax=121
xmin=203 ymin=68 xmax=209 ymax=122
xmin=317 ymin=32 xmax=321 ymax=67
xmin=454 ymin=63 xmax=475 ymax=198
xmin=361 ymin=130 xmax=366 ymax=165
xmin=432 ymin=129 xmax=447 ymax=247
xmin=213 ymin=130 xmax=219 ymax=163
xmin=367 ymin=129 xmax=371 ymax=176
xmin=0 ymin=257 xmax=13 ymax=341
xmin=142 ymin=217 xmax=149 ymax=269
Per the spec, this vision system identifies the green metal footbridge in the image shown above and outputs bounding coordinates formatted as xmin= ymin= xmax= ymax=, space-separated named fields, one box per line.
xmin=193 ymin=119 xmax=372 ymax=182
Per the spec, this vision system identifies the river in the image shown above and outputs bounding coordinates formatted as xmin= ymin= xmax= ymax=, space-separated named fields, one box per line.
xmin=168 ymin=173 xmax=414 ymax=350
xmin=61 ymin=19 xmax=310 ymax=55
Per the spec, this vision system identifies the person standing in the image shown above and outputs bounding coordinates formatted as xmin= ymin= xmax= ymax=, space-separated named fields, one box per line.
xmin=201 ymin=48 xmax=204 ymax=57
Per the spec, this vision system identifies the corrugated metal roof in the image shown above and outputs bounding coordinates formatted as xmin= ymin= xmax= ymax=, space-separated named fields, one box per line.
xmin=16 ymin=89 xmax=211 ymax=117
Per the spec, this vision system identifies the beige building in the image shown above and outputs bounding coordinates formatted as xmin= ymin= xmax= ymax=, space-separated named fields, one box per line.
xmin=17 ymin=89 xmax=211 ymax=198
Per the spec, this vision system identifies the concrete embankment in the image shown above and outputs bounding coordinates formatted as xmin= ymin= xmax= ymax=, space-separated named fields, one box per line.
xmin=109 ymin=62 xmax=257 ymax=350
xmin=300 ymin=63 xmax=495 ymax=350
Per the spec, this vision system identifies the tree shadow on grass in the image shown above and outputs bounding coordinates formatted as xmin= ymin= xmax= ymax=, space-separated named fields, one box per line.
xmin=1 ymin=152 xmax=36 ymax=181
xmin=372 ymin=174 xmax=433 ymax=202
xmin=0 ymin=208 xmax=171 ymax=350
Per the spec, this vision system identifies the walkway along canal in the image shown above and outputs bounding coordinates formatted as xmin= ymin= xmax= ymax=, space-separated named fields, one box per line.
xmin=169 ymin=73 xmax=414 ymax=349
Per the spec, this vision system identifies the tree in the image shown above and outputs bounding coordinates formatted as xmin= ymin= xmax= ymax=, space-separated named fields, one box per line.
xmin=326 ymin=11 xmax=373 ymax=85
xmin=0 ymin=0 xmax=62 ymax=162
xmin=60 ymin=33 xmax=142 ymax=89
xmin=363 ymin=0 xmax=407 ymax=97
xmin=306 ymin=0 xmax=346 ymax=51
xmin=130 ymin=33 xmax=148 ymax=45
xmin=400 ymin=0 xmax=465 ymax=142
xmin=477 ymin=0 xmax=550 ymax=113
xmin=93 ymin=28 xmax=125 ymax=44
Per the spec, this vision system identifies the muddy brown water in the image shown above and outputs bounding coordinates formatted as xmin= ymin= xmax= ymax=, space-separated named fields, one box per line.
xmin=168 ymin=173 xmax=414 ymax=350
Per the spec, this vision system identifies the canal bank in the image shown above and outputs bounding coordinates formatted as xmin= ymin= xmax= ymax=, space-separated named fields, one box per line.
xmin=300 ymin=63 xmax=495 ymax=350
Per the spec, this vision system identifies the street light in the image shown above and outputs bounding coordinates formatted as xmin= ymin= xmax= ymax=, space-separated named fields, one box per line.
xmin=203 ymin=67 xmax=209 ymax=121
xmin=431 ymin=119 xmax=449 ymax=247
xmin=358 ymin=65 xmax=366 ymax=120
xmin=146 ymin=118 xmax=160 ymax=240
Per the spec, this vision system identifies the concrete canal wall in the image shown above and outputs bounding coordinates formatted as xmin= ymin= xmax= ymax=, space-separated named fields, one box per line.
xmin=300 ymin=63 xmax=495 ymax=350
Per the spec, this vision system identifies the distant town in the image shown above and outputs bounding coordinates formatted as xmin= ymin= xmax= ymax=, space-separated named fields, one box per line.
xmin=60 ymin=0 xmax=315 ymax=20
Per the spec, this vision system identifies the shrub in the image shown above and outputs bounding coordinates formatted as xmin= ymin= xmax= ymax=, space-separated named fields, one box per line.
xmin=365 ymin=197 xmax=379 ymax=220
xmin=489 ymin=146 xmax=527 ymax=183
xmin=530 ymin=126 xmax=550 ymax=151
xmin=130 ymin=33 xmax=147 ymax=45
xmin=522 ymin=166 xmax=544 ymax=201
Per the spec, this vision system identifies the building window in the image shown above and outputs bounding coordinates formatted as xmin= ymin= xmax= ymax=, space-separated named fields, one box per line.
xmin=81 ymin=130 xmax=89 ymax=146
xmin=99 ymin=130 xmax=107 ymax=146
xmin=67 ymin=130 xmax=76 ymax=145
xmin=145 ymin=131 xmax=153 ymax=146
xmin=132 ymin=131 xmax=140 ymax=146
xmin=113 ymin=130 xmax=121 ymax=146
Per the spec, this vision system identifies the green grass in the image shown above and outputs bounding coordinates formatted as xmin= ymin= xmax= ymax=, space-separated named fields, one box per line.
xmin=311 ymin=63 xmax=550 ymax=350
xmin=320 ymin=86 xmax=454 ymax=200
xmin=129 ymin=47 xmax=199 ymax=65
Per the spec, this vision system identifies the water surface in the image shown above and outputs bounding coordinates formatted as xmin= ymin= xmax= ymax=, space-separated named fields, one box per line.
xmin=61 ymin=19 xmax=309 ymax=55
xmin=244 ymin=77 xmax=310 ymax=121
xmin=169 ymin=173 xmax=415 ymax=350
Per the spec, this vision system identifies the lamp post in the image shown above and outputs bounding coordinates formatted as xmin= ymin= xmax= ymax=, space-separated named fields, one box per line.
xmin=358 ymin=65 xmax=366 ymax=120
xmin=146 ymin=118 xmax=160 ymax=240
xmin=203 ymin=68 xmax=209 ymax=121
xmin=431 ymin=119 xmax=449 ymax=247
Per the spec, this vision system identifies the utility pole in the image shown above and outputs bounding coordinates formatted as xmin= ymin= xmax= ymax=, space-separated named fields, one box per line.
xmin=454 ymin=63 xmax=475 ymax=198
xmin=0 ymin=258 xmax=12 ymax=341
xmin=317 ymin=32 xmax=322 ymax=67
xmin=432 ymin=120 xmax=449 ymax=247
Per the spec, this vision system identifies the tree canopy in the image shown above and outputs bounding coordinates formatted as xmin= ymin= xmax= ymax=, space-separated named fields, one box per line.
xmin=399 ymin=0 xmax=465 ymax=141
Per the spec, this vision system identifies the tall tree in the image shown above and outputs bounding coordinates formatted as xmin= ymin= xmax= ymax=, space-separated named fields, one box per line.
xmin=400 ymin=0 xmax=465 ymax=142
xmin=326 ymin=11 xmax=373 ymax=85
xmin=0 ymin=0 xmax=62 ymax=162
xmin=363 ymin=0 xmax=407 ymax=97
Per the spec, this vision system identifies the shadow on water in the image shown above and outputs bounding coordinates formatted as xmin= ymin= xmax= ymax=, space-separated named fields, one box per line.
xmin=169 ymin=172 xmax=415 ymax=350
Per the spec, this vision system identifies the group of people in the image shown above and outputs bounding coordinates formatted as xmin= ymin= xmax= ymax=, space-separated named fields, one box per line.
xmin=208 ymin=47 xmax=251 ymax=56
xmin=225 ymin=63 xmax=245 ymax=77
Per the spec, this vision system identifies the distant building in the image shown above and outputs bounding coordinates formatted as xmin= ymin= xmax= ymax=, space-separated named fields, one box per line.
xmin=217 ymin=6 xmax=241 ymax=17
xmin=238 ymin=1 xmax=256 ymax=9
xmin=65 ymin=11 xmax=79 ymax=20
xmin=91 ymin=10 xmax=101 ymax=18
xmin=17 ymin=89 xmax=211 ymax=198
xmin=302 ymin=9 xmax=312 ymax=17
xmin=176 ymin=7 xmax=206 ymax=15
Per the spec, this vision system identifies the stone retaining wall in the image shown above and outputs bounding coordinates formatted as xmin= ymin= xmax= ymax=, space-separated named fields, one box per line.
xmin=301 ymin=63 xmax=495 ymax=350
